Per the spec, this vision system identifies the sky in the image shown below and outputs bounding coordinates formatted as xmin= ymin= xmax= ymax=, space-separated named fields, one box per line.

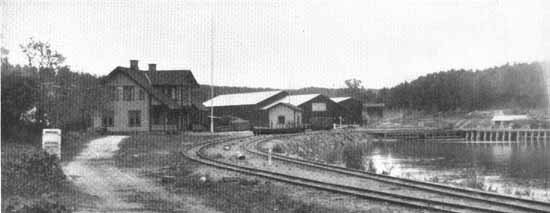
xmin=2 ymin=0 xmax=549 ymax=89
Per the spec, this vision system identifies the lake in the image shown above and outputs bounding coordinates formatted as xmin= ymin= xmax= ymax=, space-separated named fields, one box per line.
xmin=364 ymin=141 xmax=550 ymax=202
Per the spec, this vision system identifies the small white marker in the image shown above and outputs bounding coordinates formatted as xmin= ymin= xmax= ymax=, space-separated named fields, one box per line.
xmin=268 ymin=148 xmax=272 ymax=166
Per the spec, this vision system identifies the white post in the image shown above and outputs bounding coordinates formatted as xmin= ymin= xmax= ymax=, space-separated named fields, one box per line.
xmin=268 ymin=148 xmax=272 ymax=166
xmin=209 ymin=11 xmax=215 ymax=133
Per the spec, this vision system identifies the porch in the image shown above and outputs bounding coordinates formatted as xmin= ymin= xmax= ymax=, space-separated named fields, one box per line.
xmin=150 ymin=105 xmax=191 ymax=132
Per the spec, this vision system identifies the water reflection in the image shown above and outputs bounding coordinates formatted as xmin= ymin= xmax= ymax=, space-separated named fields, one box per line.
xmin=363 ymin=141 xmax=550 ymax=201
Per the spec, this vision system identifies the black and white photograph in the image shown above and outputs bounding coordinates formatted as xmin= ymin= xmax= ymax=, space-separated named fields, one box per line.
xmin=1 ymin=0 xmax=550 ymax=212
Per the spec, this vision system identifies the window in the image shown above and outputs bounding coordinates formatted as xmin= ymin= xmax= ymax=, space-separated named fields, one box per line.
xmin=162 ymin=87 xmax=177 ymax=100
xmin=108 ymin=86 xmax=118 ymax=101
xmin=128 ymin=110 xmax=141 ymax=127
xmin=151 ymin=110 xmax=162 ymax=125
xmin=102 ymin=111 xmax=114 ymax=127
xmin=138 ymin=89 xmax=145 ymax=100
xmin=167 ymin=110 xmax=178 ymax=125
xmin=277 ymin=116 xmax=285 ymax=125
xmin=312 ymin=103 xmax=327 ymax=112
xmin=123 ymin=86 xmax=134 ymax=101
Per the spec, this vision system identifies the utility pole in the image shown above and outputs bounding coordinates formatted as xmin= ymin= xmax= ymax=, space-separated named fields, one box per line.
xmin=210 ymin=12 xmax=215 ymax=133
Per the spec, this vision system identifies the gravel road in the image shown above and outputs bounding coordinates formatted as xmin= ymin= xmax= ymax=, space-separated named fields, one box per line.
xmin=62 ymin=135 xmax=219 ymax=213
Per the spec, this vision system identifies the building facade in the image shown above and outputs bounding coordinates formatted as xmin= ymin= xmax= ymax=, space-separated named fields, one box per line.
xmin=331 ymin=97 xmax=363 ymax=124
xmin=262 ymin=102 xmax=303 ymax=129
xmin=203 ymin=90 xmax=289 ymax=127
xmin=93 ymin=60 xmax=202 ymax=132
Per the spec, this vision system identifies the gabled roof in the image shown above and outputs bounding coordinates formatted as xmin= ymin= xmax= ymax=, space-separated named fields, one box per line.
xmin=330 ymin=97 xmax=352 ymax=103
xmin=106 ymin=67 xmax=197 ymax=109
xmin=261 ymin=94 xmax=322 ymax=109
xmin=144 ymin=70 xmax=199 ymax=87
xmin=203 ymin=90 xmax=284 ymax=107
xmin=261 ymin=102 xmax=303 ymax=111
xmin=364 ymin=103 xmax=385 ymax=107
xmin=492 ymin=115 xmax=529 ymax=122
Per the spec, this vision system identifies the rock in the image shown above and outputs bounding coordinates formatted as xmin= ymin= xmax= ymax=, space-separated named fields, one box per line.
xmin=222 ymin=177 xmax=240 ymax=182
xmin=161 ymin=176 xmax=175 ymax=183
xmin=237 ymin=152 xmax=246 ymax=160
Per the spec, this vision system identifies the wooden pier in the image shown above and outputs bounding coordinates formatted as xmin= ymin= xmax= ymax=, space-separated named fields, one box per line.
xmin=361 ymin=128 xmax=463 ymax=141
xmin=461 ymin=128 xmax=550 ymax=143
xmin=360 ymin=128 xmax=550 ymax=143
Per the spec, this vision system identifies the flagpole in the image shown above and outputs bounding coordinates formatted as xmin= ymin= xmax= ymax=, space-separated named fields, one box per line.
xmin=210 ymin=12 xmax=215 ymax=133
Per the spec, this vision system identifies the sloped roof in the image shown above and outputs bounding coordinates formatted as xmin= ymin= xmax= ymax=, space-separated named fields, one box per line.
xmin=203 ymin=90 xmax=284 ymax=107
xmin=107 ymin=67 xmax=196 ymax=109
xmin=261 ymin=102 xmax=303 ymax=111
xmin=262 ymin=94 xmax=321 ymax=109
xmin=492 ymin=115 xmax=529 ymax=122
xmin=144 ymin=70 xmax=199 ymax=87
xmin=364 ymin=103 xmax=385 ymax=107
xmin=330 ymin=97 xmax=352 ymax=103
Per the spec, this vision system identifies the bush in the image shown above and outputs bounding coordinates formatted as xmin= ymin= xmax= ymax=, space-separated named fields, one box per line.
xmin=342 ymin=143 xmax=365 ymax=170
xmin=2 ymin=146 xmax=66 ymax=198
xmin=272 ymin=144 xmax=284 ymax=153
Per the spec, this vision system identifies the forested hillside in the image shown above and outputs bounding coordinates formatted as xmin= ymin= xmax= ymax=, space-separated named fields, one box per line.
xmin=377 ymin=63 xmax=549 ymax=112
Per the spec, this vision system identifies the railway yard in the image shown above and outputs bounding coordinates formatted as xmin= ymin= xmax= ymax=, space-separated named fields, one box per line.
xmin=184 ymin=132 xmax=550 ymax=213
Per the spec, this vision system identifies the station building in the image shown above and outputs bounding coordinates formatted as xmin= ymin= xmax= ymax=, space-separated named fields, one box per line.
xmin=92 ymin=60 xmax=204 ymax=132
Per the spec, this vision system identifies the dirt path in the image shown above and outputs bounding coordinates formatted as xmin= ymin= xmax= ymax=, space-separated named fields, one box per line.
xmin=63 ymin=136 xmax=219 ymax=213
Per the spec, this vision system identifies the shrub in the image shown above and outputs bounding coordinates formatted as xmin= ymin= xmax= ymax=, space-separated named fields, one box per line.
xmin=2 ymin=147 xmax=66 ymax=198
xmin=342 ymin=143 xmax=365 ymax=170
xmin=272 ymin=144 xmax=284 ymax=153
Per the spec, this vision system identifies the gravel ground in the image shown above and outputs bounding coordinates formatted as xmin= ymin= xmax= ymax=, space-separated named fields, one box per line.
xmin=205 ymin=136 xmax=434 ymax=213
xmin=63 ymin=135 xmax=219 ymax=212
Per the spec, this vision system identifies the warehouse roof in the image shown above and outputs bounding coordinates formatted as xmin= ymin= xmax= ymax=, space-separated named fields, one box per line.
xmin=492 ymin=115 xmax=529 ymax=122
xmin=330 ymin=97 xmax=352 ymax=103
xmin=262 ymin=94 xmax=321 ymax=109
xmin=203 ymin=90 xmax=285 ymax=107
xmin=262 ymin=102 xmax=303 ymax=111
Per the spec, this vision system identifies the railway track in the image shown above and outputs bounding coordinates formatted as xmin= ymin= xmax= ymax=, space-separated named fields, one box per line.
xmin=184 ymin=135 xmax=550 ymax=213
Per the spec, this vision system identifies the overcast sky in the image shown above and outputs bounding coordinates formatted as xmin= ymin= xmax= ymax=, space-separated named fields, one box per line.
xmin=2 ymin=0 xmax=549 ymax=89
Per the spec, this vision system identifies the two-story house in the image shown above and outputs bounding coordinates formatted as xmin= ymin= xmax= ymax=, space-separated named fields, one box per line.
xmin=93 ymin=60 xmax=202 ymax=132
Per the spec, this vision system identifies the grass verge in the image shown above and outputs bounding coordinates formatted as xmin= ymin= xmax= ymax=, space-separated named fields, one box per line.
xmin=115 ymin=133 xmax=356 ymax=213
xmin=1 ymin=131 xmax=99 ymax=212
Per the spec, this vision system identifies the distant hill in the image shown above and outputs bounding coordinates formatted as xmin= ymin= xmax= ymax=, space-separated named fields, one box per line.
xmin=377 ymin=62 xmax=549 ymax=112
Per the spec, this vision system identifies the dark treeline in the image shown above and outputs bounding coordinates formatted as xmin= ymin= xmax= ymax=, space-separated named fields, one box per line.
xmin=1 ymin=40 xmax=107 ymax=141
xmin=377 ymin=63 xmax=549 ymax=112
xmin=1 ymin=61 xmax=106 ymax=141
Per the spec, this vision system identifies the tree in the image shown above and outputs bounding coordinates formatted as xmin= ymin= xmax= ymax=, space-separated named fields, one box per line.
xmin=19 ymin=37 xmax=65 ymax=70
xmin=345 ymin=78 xmax=363 ymax=89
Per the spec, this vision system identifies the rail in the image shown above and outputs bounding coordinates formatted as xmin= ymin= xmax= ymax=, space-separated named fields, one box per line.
xmin=183 ymin=135 xmax=550 ymax=213
xmin=247 ymin=136 xmax=550 ymax=212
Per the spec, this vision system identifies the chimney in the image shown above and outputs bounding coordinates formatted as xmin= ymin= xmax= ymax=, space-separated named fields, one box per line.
xmin=130 ymin=60 xmax=139 ymax=70
xmin=148 ymin=64 xmax=156 ymax=72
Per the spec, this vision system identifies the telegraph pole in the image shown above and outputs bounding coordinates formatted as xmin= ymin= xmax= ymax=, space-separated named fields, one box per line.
xmin=209 ymin=12 xmax=215 ymax=133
